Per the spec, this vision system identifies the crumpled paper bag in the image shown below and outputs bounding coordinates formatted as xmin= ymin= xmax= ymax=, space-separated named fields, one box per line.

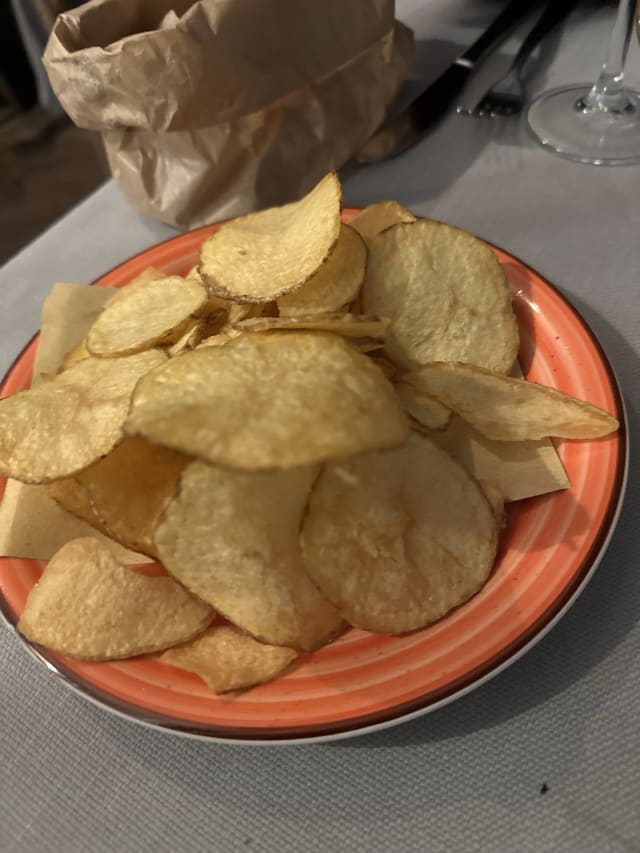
xmin=43 ymin=0 xmax=414 ymax=228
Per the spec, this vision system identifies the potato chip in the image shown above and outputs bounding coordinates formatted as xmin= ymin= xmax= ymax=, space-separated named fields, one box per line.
xmin=154 ymin=461 xmax=343 ymax=650
xmin=277 ymin=224 xmax=366 ymax=316
xmin=424 ymin=414 xmax=570 ymax=503
xmin=184 ymin=265 xmax=203 ymax=285
xmin=47 ymin=476 xmax=107 ymax=535
xmin=195 ymin=328 xmax=243 ymax=349
xmin=18 ymin=537 xmax=212 ymax=660
xmin=349 ymin=200 xmax=416 ymax=241
xmin=127 ymin=266 xmax=166 ymax=286
xmin=394 ymin=380 xmax=451 ymax=430
xmin=126 ymin=332 xmax=407 ymax=470
xmin=300 ymin=432 xmax=497 ymax=634
xmin=159 ymin=626 xmax=296 ymax=694
xmin=407 ymin=362 xmax=619 ymax=440
xmin=199 ymin=172 xmax=341 ymax=303
xmin=0 ymin=349 xmax=166 ymax=483
xmin=1 ymin=478 xmax=149 ymax=563
xmin=167 ymin=305 xmax=230 ymax=357
xmin=34 ymin=283 xmax=115 ymax=382
xmin=70 ymin=438 xmax=187 ymax=558
xmin=87 ymin=275 xmax=208 ymax=357
xmin=368 ymin=353 xmax=397 ymax=380
xmin=59 ymin=337 xmax=91 ymax=371
xmin=352 ymin=338 xmax=386 ymax=353
xmin=167 ymin=322 xmax=204 ymax=358
xmin=479 ymin=480 xmax=505 ymax=525
xmin=362 ymin=220 xmax=519 ymax=372
xmin=232 ymin=313 xmax=388 ymax=341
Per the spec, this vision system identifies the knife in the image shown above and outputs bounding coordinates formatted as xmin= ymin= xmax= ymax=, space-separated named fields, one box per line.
xmin=357 ymin=0 xmax=543 ymax=163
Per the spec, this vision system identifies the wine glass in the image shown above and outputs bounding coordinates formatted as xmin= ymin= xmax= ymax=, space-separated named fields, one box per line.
xmin=527 ymin=0 xmax=640 ymax=164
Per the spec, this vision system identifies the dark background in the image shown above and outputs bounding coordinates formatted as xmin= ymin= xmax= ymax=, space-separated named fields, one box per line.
xmin=0 ymin=1 xmax=108 ymax=266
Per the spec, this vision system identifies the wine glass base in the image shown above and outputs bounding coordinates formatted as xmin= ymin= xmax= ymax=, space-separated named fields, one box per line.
xmin=528 ymin=84 xmax=640 ymax=165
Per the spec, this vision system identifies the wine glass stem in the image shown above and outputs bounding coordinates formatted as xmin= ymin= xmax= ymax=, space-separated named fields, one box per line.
xmin=580 ymin=0 xmax=637 ymax=114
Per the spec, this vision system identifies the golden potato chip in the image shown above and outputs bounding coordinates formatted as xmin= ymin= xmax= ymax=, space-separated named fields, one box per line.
xmin=362 ymin=220 xmax=519 ymax=372
xmin=167 ymin=322 xmax=204 ymax=358
xmin=195 ymin=328 xmax=243 ymax=349
xmin=154 ymin=461 xmax=343 ymax=651
xmin=478 ymin=480 xmax=505 ymax=525
xmin=167 ymin=291 xmax=235 ymax=357
xmin=227 ymin=302 xmax=265 ymax=323
xmin=277 ymin=224 xmax=366 ymax=316
xmin=232 ymin=313 xmax=388 ymax=341
xmin=127 ymin=266 xmax=166 ymax=286
xmin=352 ymin=338 xmax=386 ymax=353
xmin=348 ymin=200 xmax=416 ymax=242
xmin=184 ymin=265 xmax=203 ymax=285
xmin=1 ymin=478 xmax=149 ymax=563
xmin=71 ymin=438 xmax=187 ymax=558
xmin=199 ymin=172 xmax=341 ymax=303
xmin=394 ymin=380 xmax=451 ymax=430
xmin=407 ymin=362 xmax=619 ymax=440
xmin=0 ymin=349 xmax=166 ymax=484
xmin=126 ymin=332 xmax=408 ymax=470
xmin=368 ymin=353 xmax=397 ymax=380
xmin=34 ymin=283 xmax=115 ymax=381
xmin=160 ymin=626 xmax=297 ymax=694
xmin=47 ymin=476 xmax=107 ymax=535
xmin=59 ymin=337 xmax=91 ymax=371
xmin=18 ymin=537 xmax=212 ymax=660
xmin=300 ymin=432 xmax=497 ymax=634
xmin=87 ymin=275 xmax=208 ymax=357
xmin=425 ymin=414 xmax=570 ymax=503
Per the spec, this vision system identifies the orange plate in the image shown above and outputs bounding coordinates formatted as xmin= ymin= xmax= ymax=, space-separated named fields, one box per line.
xmin=0 ymin=212 xmax=627 ymax=744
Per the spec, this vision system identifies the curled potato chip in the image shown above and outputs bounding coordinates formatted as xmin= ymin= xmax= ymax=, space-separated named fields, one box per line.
xmin=18 ymin=537 xmax=212 ymax=660
xmin=349 ymin=200 xmax=416 ymax=241
xmin=232 ymin=313 xmax=388 ymax=341
xmin=87 ymin=275 xmax=208 ymax=357
xmin=154 ymin=461 xmax=343 ymax=650
xmin=72 ymin=438 xmax=187 ymax=558
xmin=160 ymin=626 xmax=297 ymax=694
xmin=406 ymin=362 xmax=619 ymax=440
xmin=126 ymin=332 xmax=407 ymax=470
xmin=167 ymin=322 xmax=205 ymax=358
xmin=394 ymin=380 xmax=451 ymax=430
xmin=363 ymin=219 xmax=519 ymax=372
xmin=0 ymin=349 xmax=166 ymax=484
xmin=199 ymin=172 xmax=341 ymax=303
xmin=301 ymin=432 xmax=497 ymax=634
xmin=277 ymin=224 xmax=367 ymax=316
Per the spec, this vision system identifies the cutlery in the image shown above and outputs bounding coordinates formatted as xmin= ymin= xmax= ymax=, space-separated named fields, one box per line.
xmin=357 ymin=0 xmax=543 ymax=162
xmin=463 ymin=0 xmax=578 ymax=116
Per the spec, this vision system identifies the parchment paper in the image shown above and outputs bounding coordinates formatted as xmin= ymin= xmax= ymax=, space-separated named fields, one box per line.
xmin=0 ymin=283 xmax=150 ymax=563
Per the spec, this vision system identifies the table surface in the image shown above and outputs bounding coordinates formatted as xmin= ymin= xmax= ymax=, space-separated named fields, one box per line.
xmin=2 ymin=2 xmax=640 ymax=851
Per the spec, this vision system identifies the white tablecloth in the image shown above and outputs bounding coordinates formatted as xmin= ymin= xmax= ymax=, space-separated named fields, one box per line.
xmin=1 ymin=3 xmax=639 ymax=851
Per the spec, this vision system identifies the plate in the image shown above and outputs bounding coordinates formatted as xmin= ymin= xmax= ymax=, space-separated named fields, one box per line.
xmin=0 ymin=212 xmax=627 ymax=744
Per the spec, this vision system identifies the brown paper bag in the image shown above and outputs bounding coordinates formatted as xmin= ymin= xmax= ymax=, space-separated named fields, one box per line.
xmin=43 ymin=0 xmax=414 ymax=228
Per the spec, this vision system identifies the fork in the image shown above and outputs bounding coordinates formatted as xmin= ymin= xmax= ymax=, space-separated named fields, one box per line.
xmin=470 ymin=0 xmax=577 ymax=116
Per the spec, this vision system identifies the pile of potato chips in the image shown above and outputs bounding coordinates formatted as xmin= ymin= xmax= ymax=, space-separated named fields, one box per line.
xmin=0 ymin=172 xmax=618 ymax=695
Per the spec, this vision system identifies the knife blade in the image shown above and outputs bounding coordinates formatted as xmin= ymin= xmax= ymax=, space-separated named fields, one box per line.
xmin=357 ymin=0 xmax=543 ymax=163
